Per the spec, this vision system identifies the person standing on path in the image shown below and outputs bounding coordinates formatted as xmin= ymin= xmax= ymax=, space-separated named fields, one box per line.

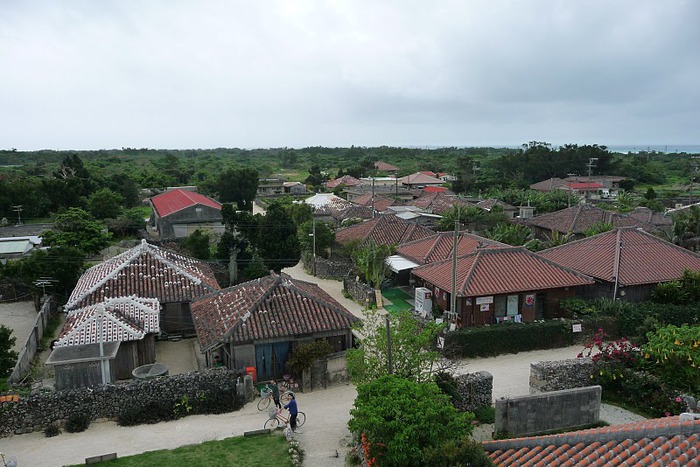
xmin=283 ymin=393 xmax=298 ymax=431
xmin=269 ymin=379 xmax=282 ymax=409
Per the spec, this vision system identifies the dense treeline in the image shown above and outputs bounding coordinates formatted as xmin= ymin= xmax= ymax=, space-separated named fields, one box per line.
xmin=1 ymin=143 xmax=698 ymax=224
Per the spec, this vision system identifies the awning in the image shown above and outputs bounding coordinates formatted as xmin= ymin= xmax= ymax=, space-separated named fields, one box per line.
xmin=386 ymin=255 xmax=420 ymax=273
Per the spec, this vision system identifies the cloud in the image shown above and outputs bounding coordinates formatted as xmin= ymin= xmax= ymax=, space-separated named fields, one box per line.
xmin=0 ymin=0 xmax=698 ymax=150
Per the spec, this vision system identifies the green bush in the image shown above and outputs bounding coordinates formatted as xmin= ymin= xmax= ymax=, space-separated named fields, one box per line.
xmin=445 ymin=320 xmax=574 ymax=358
xmin=474 ymin=405 xmax=496 ymax=424
xmin=43 ymin=423 xmax=61 ymax=437
xmin=423 ymin=438 xmax=494 ymax=466
xmin=65 ymin=412 xmax=90 ymax=433
xmin=591 ymin=362 xmax=686 ymax=418
xmin=349 ymin=375 xmax=473 ymax=467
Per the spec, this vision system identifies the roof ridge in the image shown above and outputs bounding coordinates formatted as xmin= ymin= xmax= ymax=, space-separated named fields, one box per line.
xmin=280 ymin=277 xmax=358 ymax=321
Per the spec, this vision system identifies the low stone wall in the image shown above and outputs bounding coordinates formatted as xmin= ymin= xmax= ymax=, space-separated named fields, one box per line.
xmin=454 ymin=371 xmax=493 ymax=412
xmin=530 ymin=358 xmax=594 ymax=393
xmin=343 ymin=278 xmax=376 ymax=307
xmin=302 ymin=254 xmax=354 ymax=280
xmin=1 ymin=369 xmax=249 ymax=436
xmin=495 ymin=386 xmax=602 ymax=437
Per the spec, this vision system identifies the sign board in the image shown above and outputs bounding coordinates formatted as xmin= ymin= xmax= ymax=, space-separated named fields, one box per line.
xmin=476 ymin=296 xmax=494 ymax=305
xmin=572 ymin=323 xmax=582 ymax=333
xmin=525 ymin=294 xmax=535 ymax=307
xmin=480 ymin=303 xmax=490 ymax=312
xmin=437 ymin=336 xmax=445 ymax=349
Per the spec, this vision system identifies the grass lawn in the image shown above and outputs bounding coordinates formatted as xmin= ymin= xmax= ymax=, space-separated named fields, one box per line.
xmin=382 ymin=288 xmax=414 ymax=315
xmin=67 ymin=433 xmax=294 ymax=467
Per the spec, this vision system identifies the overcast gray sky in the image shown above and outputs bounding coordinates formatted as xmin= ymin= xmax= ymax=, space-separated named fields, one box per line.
xmin=1 ymin=1 xmax=698 ymax=151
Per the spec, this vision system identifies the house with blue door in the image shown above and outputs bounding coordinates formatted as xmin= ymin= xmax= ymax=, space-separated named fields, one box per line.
xmin=190 ymin=272 xmax=359 ymax=382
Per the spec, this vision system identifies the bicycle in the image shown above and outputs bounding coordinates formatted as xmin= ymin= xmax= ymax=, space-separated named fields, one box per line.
xmin=264 ymin=407 xmax=306 ymax=430
xmin=257 ymin=385 xmax=293 ymax=411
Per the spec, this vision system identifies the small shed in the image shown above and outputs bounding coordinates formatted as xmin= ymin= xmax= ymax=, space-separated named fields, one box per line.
xmin=46 ymin=342 xmax=119 ymax=390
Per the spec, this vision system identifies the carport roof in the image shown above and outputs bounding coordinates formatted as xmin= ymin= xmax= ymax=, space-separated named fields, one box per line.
xmin=386 ymin=255 xmax=420 ymax=272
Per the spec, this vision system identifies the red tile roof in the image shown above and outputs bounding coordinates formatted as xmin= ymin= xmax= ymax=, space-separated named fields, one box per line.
xmin=352 ymin=194 xmax=396 ymax=212
xmin=476 ymin=198 xmax=516 ymax=212
xmin=325 ymin=175 xmax=361 ymax=189
xmin=335 ymin=215 xmax=435 ymax=247
xmin=374 ymin=161 xmax=399 ymax=172
xmin=422 ymin=186 xmax=448 ymax=193
xmin=523 ymin=204 xmax=660 ymax=235
xmin=483 ymin=415 xmax=700 ymax=466
xmin=410 ymin=192 xmax=472 ymax=214
xmin=66 ymin=240 xmax=220 ymax=310
xmin=569 ymin=182 xmax=605 ymax=190
xmin=628 ymin=207 xmax=673 ymax=228
xmin=397 ymin=232 xmax=510 ymax=265
xmin=538 ymin=227 xmax=700 ymax=286
xmin=150 ymin=189 xmax=221 ymax=218
xmin=530 ymin=177 xmax=570 ymax=192
xmin=57 ymin=296 xmax=160 ymax=347
xmin=412 ymin=247 xmax=594 ymax=297
xmin=191 ymin=272 xmax=359 ymax=351
xmin=399 ymin=172 xmax=445 ymax=186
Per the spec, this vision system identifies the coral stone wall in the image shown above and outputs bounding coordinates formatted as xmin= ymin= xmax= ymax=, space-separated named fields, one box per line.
xmin=1 ymin=369 xmax=248 ymax=436
xmin=529 ymin=358 xmax=595 ymax=393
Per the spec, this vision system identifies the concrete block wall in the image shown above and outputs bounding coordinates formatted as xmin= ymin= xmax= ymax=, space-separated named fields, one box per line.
xmin=495 ymin=386 xmax=602 ymax=437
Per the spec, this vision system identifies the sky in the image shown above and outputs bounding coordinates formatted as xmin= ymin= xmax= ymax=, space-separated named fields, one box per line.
xmin=1 ymin=0 xmax=698 ymax=151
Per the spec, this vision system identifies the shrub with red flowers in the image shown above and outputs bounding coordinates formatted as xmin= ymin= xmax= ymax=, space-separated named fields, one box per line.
xmin=578 ymin=328 xmax=639 ymax=366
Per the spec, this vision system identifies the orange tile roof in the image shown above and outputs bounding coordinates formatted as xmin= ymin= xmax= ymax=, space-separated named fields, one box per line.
xmin=412 ymin=247 xmax=594 ymax=296
xmin=352 ymin=193 xmax=396 ymax=212
xmin=191 ymin=272 xmax=358 ymax=351
xmin=399 ymin=172 xmax=445 ymax=186
xmin=335 ymin=215 xmax=435 ymax=247
xmin=538 ymin=227 xmax=700 ymax=286
xmin=397 ymin=232 xmax=510 ymax=265
xmin=374 ymin=161 xmax=399 ymax=172
xmin=409 ymin=192 xmax=472 ymax=214
xmin=150 ymin=189 xmax=221 ymax=217
xmin=483 ymin=415 xmax=700 ymax=466
xmin=325 ymin=175 xmax=361 ymax=189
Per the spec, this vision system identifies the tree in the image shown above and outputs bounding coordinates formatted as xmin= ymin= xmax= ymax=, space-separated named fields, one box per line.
xmin=351 ymin=241 xmax=393 ymax=289
xmin=642 ymin=324 xmax=700 ymax=393
xmin=348 ymin=375 xmax=474 ymax=467
xmin=42 ymin=208 xmax=112 ymax=255
xmin=483 ymin=223 xmax=533 ymax=246
xmin=217 ymin=168 xmax=259 ymax=211
xmin=106 ymin=208 xmax=146 ymax=238
xmin=180 ymin=229 xmax=211 ymax=260
xmin=87 ymin=188 xmax=125 ymax=220
xmin=0 ymin=325 xmax=18 ymax=378
xmin=584 ymin=221 xmax=614 ymax=237
xmin=672 ymin=206 xmax=700 ymax=251
xmin=256 ymin=203 xmax=300 ymax=273
xmin=346 ymin=309 xmax=444 ymax=384
xmin=0 ymin=246 xmax=86 ymax=299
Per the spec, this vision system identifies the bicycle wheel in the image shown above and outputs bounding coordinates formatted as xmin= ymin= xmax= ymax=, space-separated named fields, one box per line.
xmin=280 ymin=391 xmax=292 ymax=404
xmin=295 ymin=412 xmax=306 ymax=427
xmin=264 ymin=417 xmax=279 ymax=430
xmin=257 ymin=396 xmax=271 ymax=411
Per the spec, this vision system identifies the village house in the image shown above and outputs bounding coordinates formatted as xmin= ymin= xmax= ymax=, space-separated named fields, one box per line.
xmin=65 ymin=239 xmax=220 ymax=336
xmin=409 ymin=191 xmax=473 ymax=215
xmin=0 ymin=235 xmax=42 ymax=264
xmin=520 ymin=204 xmax=661 ymax=241
xmin=302 ymin=193 xmax=373 ymax=226
xmin=324 ymin=174 xmax=361 ymax=190
xmin=538 ymin=227 xmax=700 ymax=302
xmin=190 ymin=272 xmax=359 ymax=382
xmin=399 ymin=172 xmax=445 ymax=189
xmin=475 ymin=198 xmax=518 ymax=219
xmin=373 ymin=160 xmax=399 ymax=174
xmin=335 ymin=214 xmax=435 ymax=249
xmin=411 ymin=247 xmax=594 ymax=327
xmin=149 ymin=188 xmax=224 ymax=239
xmin=388 ymin=232 xmax=509 ymax=285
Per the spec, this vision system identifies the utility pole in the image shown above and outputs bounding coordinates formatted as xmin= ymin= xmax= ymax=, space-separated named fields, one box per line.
xmin=12 ymin=205 xmax=22 ymax=225
xmin=371 ymin=177 xmax=376 ymax=218
xmin=586 ymin=158 xmax=598 ymax=202
xmin=450 ymin=203 xmax=460 ymax=329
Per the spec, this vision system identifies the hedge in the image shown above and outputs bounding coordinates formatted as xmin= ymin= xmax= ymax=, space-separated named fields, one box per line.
xmin=442 ymin=317 xmax=622 ymax=358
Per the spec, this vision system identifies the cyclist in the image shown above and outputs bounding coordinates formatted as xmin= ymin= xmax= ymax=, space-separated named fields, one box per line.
xmin=283 ymin=393 xmax=299 ymax=431
xmin=269 ymin=379 xmax=282 ymax=409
